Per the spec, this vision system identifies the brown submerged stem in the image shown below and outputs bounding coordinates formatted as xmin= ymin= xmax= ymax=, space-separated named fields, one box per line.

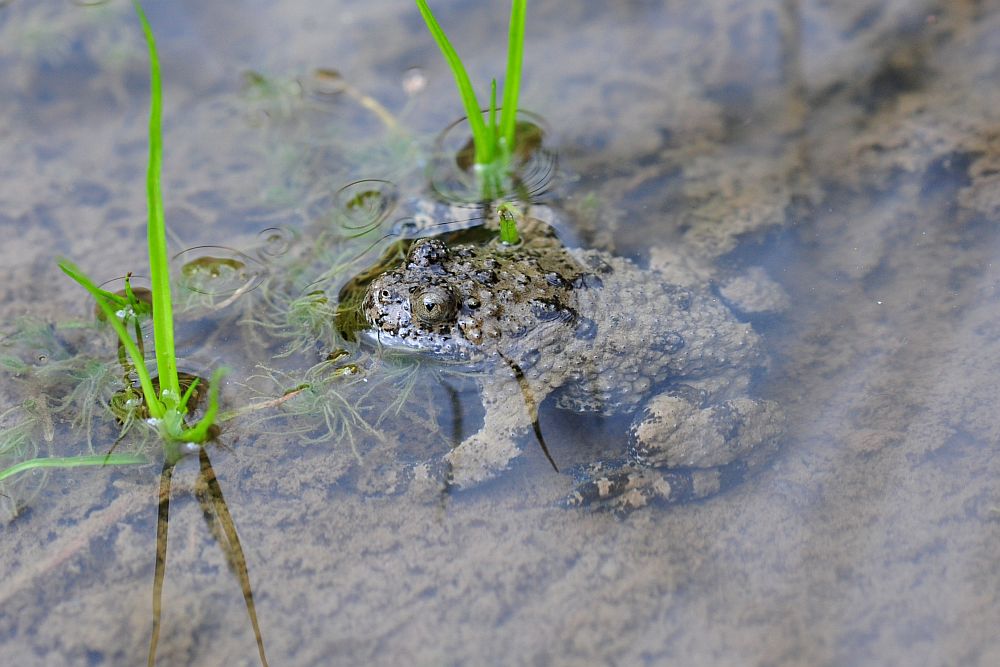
xmin=147 ymin=450 xmax=268 ymax=667
xmin=195 ymin=448 xmax=269 ymax=667
xmin=148 ymin=460 xmax=172 ymax=667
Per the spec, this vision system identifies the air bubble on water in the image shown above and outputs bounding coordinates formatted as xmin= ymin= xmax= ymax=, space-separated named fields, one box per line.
xmin=402 ymin=67 xmax=426 ymax=96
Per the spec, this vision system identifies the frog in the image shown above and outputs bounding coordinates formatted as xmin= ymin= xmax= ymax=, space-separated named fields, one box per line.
xmin=361 ymin=220 xmax=784 ymax=511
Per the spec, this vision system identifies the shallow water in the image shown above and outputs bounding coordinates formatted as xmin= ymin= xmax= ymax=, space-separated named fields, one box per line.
xmin=2 ymin=1 xmax=999 ymax=665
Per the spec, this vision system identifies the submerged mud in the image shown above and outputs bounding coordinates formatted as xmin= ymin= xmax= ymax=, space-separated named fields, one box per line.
xmin=1 ymin=1 xmax=999 ymax=665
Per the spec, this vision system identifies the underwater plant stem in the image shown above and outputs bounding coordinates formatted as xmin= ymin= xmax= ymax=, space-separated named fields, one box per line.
xmin=222 ymin=387 xmax=306 ymax=419
xmin=345 ymin=87 xmax=401 ymax=132
xmin=0 ymin=453 xmax=147 ymax=483
xmin=134 ymin=0 xmax=180 ymax=402
xmin=148 ymin=460 xmax=172 ymax=667
xmin=500 ymin=0 xmax=526 ymax=154
xmin=196 ymin=448 xmax=269 ymax=667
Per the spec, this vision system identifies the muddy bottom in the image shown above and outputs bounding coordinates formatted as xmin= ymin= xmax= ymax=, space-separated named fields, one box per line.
xmin=1 ymin=1 xmax=999 ymax=665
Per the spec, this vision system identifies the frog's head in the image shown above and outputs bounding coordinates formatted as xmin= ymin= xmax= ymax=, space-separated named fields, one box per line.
xmin=362 ymin=238 xmax=485 ymax=360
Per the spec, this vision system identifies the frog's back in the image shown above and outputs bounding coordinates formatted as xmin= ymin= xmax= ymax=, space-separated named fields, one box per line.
xmin=518 ymin=249 xmax=766 ymax=415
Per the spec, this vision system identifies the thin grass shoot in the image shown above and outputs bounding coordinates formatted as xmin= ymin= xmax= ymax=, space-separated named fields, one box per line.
xmin=415 ymin=0 xmax=529 ymax=201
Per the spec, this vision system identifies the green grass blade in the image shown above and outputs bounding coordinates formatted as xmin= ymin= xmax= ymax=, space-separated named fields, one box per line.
xmin=0 ymin=453 xmax=148 ymax=483
xmin=500 ymin=0 xmax=526 ymax=152
xmin=124 ymin=275 xmax=153 ymax=318
xmin=61 ymin=274 xmax=132 ymax=313
xmin=489 ymin=78 xmax=498 ymax=145
xmin=415 ymin=0 xmax=493 ymax=164
xmin=179 ymin=376 xmax=201 ymax=411
xmin=59 ymin=259 xmax=163 ymax=418
xmin=497 ymin=202 xmax=521 ymax=244
xmin=134 ymin=0 xmax=180 ymax=402
xmin=178 ymin=368 xmax=226 ymax=443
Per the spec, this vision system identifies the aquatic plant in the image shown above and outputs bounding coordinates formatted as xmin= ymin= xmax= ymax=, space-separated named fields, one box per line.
xmin=239 ymin=358 xmax=375 ymax=461
xmin=57 ymin=2 xmax=223 ymax=464
xmin=0 ymin=321 xmax=153 ymax=504
xmin=251 ymin=288 xmax=340 ymax=358
xmin=0 ymin=453 xmax=146 ymax=485
xmin=416 ymin=0 xmax=527 ymax=200
xmin=0 ymin=2 xmax=223 ymax=490
xmin=497 ymin=201 xmax=523 ymax=245
xmin=236 ymin=350 xmax=467 ymax=473
xmin=0 ymin=315 xmax=155 ymax=517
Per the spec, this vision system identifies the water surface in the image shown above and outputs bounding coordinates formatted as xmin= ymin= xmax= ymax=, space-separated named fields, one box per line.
xmin=1 ymin=1 xmax=999 ymax=665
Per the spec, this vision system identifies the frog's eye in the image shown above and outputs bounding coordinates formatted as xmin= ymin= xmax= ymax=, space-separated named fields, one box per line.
xmin=410 ymin=286 xmax=457 ymax=325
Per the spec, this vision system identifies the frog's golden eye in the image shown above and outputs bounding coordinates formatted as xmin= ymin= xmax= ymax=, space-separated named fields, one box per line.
xmin=410 ymin=286 xmax=457 ymax=325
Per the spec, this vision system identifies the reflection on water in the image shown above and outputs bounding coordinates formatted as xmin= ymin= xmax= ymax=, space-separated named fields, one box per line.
xmin=427 ymin=111 xmax=558 ymax=204
xmin=148 ymin=448 xmax=268 ymax=667
xmin=1 ymin=0 xmax=999 ymax=665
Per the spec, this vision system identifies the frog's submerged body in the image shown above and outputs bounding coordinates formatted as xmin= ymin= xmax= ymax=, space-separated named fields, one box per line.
xmin=362 ymin=229 xmax=783 ymax=510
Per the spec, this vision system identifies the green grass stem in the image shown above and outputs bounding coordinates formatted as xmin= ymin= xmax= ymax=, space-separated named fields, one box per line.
xmin=134 ymin=0 xmax=180 ymax=403
xmin=415 ymin=0 xmax=492 ymax=164
xmin=0 ymin=454 xmax=148 ymax=483
xmin=489 ymin=78 xmax=498 ymax=143
xmin=176 ymin=368 xmax=224 ymax=443
xmin=415 ymin=1 xmax=530 ymax=205
xmin=55 ymin=1 xmax=222 ymax=451
xmin=500 ymin=0 xmax=526 ymax=154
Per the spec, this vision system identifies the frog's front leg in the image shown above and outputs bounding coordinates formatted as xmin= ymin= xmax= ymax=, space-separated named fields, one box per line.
xmin=415 ymin=373 xmax=537 ymax=489
xmin=568 ymin=390 xmax=783 ymax=511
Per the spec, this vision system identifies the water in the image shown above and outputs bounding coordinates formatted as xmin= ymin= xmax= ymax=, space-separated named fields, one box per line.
xmin=1 ymin=0 xmax=999 ymax=665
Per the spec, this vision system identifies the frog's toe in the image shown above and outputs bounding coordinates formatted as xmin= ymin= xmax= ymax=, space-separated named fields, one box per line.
xmin=562 ymin=462 xmax=688 ymax=512
xmin=410 ymin=457 xmax=451 ymax=486
xmin=564 ymin=460 xmax=753 ymax=512
xmin=442 ymin=431 xmax=522 ymax=489
xmin=630 ymin=396 xmax=783 ymax=469
xmin=405 ymin=430 xmax=524 ymax=496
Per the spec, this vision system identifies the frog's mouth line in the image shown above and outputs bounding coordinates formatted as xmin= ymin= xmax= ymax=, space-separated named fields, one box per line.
xmin=362 ymin=327 xmax=484 ymax=367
